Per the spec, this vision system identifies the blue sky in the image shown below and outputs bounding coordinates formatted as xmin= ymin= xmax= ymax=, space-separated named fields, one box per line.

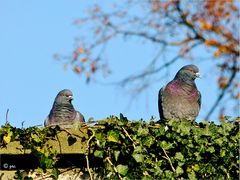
xmin=0 ymin=1 xmax=236 ymax=127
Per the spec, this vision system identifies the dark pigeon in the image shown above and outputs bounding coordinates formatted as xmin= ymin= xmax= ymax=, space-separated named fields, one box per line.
xmin=158 ymin=65 xmax=201 ymax=122
xmin=44 ymin=89 xmax=85 ymax=128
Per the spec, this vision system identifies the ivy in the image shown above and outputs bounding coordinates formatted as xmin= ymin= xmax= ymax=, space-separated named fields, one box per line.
xmin=0 ymin=115 xmax=239 ymax=179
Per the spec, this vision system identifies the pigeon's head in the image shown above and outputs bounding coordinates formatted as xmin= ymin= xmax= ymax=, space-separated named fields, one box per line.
xmin=175 ymin=64 xmax=200 ymax=82
xmin=54 ymin=89 xmax=74 ymax=105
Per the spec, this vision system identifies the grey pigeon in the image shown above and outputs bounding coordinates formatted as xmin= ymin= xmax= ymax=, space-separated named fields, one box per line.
xmin=158 ymin=64 xmax=201 ymax=122
xmin=44 ymin=89 xmax=85 ymax=128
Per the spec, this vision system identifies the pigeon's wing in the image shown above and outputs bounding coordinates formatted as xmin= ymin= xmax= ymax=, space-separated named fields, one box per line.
xmin=197 ymin=90 xmax=201 ymax=109
xmin=158 ymin=86 xmax=165 ymax=120
xmin=44 ymin=116 xmax=50 ymax=127
xmin=44 ymin=107 xmax=55 ymax=127
xmin=76 ymin=111 xmax=85 ymax=122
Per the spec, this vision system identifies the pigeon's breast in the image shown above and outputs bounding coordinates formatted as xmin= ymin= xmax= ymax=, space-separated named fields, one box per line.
xmin=167 ymin=81 xmax=199 ymax=102
xmin=162 ymin=83 xmax=200 ymax=121
xmin=49 ymin=105 xmax=77 ymax=123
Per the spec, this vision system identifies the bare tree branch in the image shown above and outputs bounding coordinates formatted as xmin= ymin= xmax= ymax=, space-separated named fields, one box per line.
xmin=59 ymin=0 xmax=239 ymax=120
xmin=119 ymin=41 xmax=202 ymax=87
xmin=205 ymin=62 xmax=238 ymax=120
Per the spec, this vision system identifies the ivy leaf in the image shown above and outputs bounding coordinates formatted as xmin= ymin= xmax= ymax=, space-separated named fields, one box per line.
xmin=40 ymin=155 xmax=53 ymax=169
xmin=132 ymin=153 xmax=144 ymax=163
xmin=206 ymin=146 xmax=215 ymax=153
xmin=215 ymin=138 xmax=223 ymax=146
xmin=175 ymin=152 xmax=184 ymax=161
xmin=142 ymin=136 xmax=154 ymax=147
xmin=51 ymin=168 xmax=59 ymax=179
xmin=116 ymin=164 xmax=128 ymax=176
xmin=120 ymin=113 xmax=128 ymax=122
xmin=134 ymin=146 xmax=142 ymax=153
xmin=194 ymin=152 xmax=201 ymax=161
xmin=67 ymin=135 xmax=77 ymax=146
xmin=31 ymin=133 xmax=41 ymax=143
xmin=177 ymin=121 xmax=191 ymax=135
xmin=176 ymin=166 xmax=184 ymax=175
xmin=193 ymin=164 xmax=200 ymax=172
xmin=95 ymin=131 xmax=104 ymax=141
xmin=107 ymin=130 xmax=120 ymax=143
xmin=137 ymin=127 xmax=149 ymax=136
xmin=220 ymin=149 xmax=226 ymax=157
xmin=188 ymin=171 xmax=197 ymax=180
xmin=114 ymin=150 xmax=120 ymax=161
xmin=94 ymin=150 xmax=104 ymax=158
xmin=165 ymin=170 xmax=174 ymax=178
xmin=160 ymin=141 xmax=173 ymax=150
xmin=3 ymin=131 xmax=13 ymax=144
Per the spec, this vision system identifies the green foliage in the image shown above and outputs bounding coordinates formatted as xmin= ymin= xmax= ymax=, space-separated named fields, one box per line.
xmin=0 ymin=124 xmax=60 ymax=178
xmin=90 ymin=115 xmax=239 ymax=179
xmin=1 ymin=115 xmax=239 ymax=179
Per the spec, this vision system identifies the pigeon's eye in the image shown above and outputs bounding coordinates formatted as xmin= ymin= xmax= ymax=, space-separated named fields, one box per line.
xmin=66 ymin=95 xmax=72 ymax=98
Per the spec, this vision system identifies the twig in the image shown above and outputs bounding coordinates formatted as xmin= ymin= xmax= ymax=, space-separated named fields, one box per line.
xmin=162 ymin=148 xmax=176 ymax=172
xmin=106 ymin=157 xmax=122 ymax=180
xmin=61 ymin=129 xmax=83 ymax=139
xmin=205 ymin=64 xmax=237 ymax=120
xmin=111 ymin=25 xmax=197 ymax=47
xmin=118 ymin=41 xmax=202 ymax=87
xmin=5 ymin=109 xmax=9 ymax=125
xmin=85 ymin=155 xmax=92 ymax=180
xmin=84 ymin=125 xmax=106 ymax=129
xmin=147 ymin=124 xmax=161 ymax=128
xmin=85 ymin=128 xmax=95 ymax=180
xmin=34 ymin=167 xmax=79 ymax=180
xmin=122 ymin=127 xmax=137 ymax=148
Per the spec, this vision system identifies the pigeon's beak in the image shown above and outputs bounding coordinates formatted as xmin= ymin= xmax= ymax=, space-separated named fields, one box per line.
xmin=195 ymin=72 xmax=201 ymax=78
xmin=68 ymin=96 xmax=73 ymax=100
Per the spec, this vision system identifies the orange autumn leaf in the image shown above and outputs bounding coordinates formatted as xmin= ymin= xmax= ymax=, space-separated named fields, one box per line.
xmin=199 ymin=20 xmax=212 ymax=31
xmin=81 ymin=58 xmax=88 ymax=63
xmin=73 ymin=66 xmax=82 ymax=74
xmin=218 ymin=77 xmax=228 ymax=89
xmin=205 ymin=39 xmax=219 ymax=46
xmin=225 ymin=32 xmax=233 ymax=40
xmin=91 ymin=62 xmax=96 ymax=73
xmin=78 ymin=47 xmax=84 ymax=53
xmin=212 ymin=26 xmax=222 ymax=34
xmin=218 ymin=45 xmax=231 ymax=54
xmin=214 ymin=45 xmax=232 ymax=57
xmin=214 ymin=50 xmax=221 ymax=58
xmin=218 ymin=108 xmax=225 ymax=121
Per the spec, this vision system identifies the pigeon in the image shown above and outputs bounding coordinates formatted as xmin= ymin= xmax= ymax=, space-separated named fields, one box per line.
xmin=158 ymin=64 xmax=201 ymax=122
xmin=44 ymin=89 xmax=85 ymax=128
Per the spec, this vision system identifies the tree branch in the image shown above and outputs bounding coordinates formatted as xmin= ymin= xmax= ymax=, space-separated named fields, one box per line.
xmin=162 ymin=148 xmax=176 ymax=172
xmin=108 ymin=22 xmax=195 ymax=47
xmin=86 ymin=128 xmax=95 ymax=180
xmin=205 ymin=62 xmax=238 ymax=120
xmin=119 ymin=41 xmax=202 ymax=87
